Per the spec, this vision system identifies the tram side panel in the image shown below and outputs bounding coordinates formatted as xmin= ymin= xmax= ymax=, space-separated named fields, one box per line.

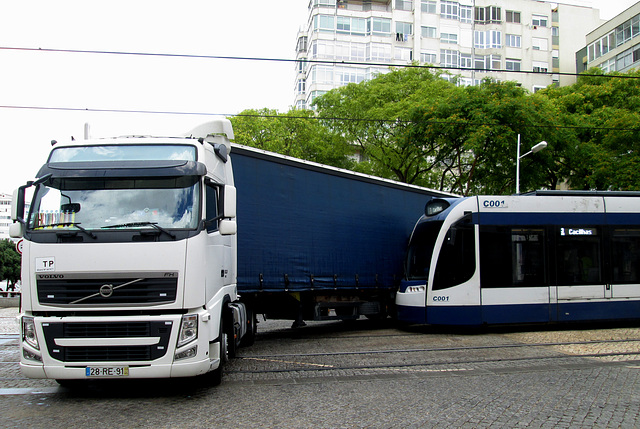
xmin=399 ymin=194 xmax=640 ymax=326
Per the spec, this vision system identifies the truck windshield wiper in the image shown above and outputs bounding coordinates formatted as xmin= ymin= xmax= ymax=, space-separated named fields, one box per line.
xmin=40 ymin=223 xmax=97 ymax=239
xmin=101 ymin=222 xmax=177 ymax=239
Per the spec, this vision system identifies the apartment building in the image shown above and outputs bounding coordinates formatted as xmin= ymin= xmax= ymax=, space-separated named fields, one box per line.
xmin=0 ymin=193 xmax=12 ymax=241
xmin=294 ymin=0 xmax=603 ymax=109
xmin=579 ymin=1 xmax=640 ymax=73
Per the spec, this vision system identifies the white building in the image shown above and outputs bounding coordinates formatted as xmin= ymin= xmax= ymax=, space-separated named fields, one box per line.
xmin=580 ymin=1 xmax=640 ymax=73
xmin=294 ymin=0 xmax=603 ymax=109
xmin=0 ymin=193 xmax=12 ymax=241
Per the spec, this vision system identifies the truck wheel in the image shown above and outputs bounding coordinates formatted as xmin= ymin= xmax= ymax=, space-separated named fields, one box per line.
xmin=207 ymin=319 xmax=229 ymax=386
xmin=241 ymin=307 xmax=257 ymax=347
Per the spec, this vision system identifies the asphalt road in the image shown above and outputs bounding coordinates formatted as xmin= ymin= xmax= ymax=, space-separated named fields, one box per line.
xmin=1 ymin=307 xmax=640 ymax=428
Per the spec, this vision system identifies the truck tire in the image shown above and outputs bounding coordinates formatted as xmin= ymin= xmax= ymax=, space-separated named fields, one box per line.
xmin=240 ymin=306 xmax=257 ymax=347
xmin=206 ymin=318 xmax=229 ymax=386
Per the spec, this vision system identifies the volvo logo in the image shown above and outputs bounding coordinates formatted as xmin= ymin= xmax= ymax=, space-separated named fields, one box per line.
xmin=99 ymin=284 xmax=114 ymax=298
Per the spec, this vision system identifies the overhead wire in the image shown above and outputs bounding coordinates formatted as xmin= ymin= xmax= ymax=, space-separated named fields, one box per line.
xmin=1 ymin=45 xmax=640 ymax=132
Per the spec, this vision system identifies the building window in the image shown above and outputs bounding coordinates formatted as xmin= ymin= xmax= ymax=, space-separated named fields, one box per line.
xmin=506 ymin=10 xmax=521 ymax=24
xmin=422 ymin=26 xmax=437 ymax=38
xmin=600 ymin=58 xmax=616 ymax=73
xmin=460 ymin=5 xmax=472 ymax=23
xmin=367 ymin=43 xmax=392 ymax=62
xmin=421 ymin=51 xmax=437 ymax=63
xmin=313 ymin=0 xmax=337 ymax=6
xmin=440 ymin=49 xmax=460 ymax=67
xmin=441 ymin=1 xmax=459 ymax=20
xmin=441 ymin=32 xmax=458 ymax=44
xmin=296 ymin=36 xmax=308 ymax=53
xmin=394 ymin=47 xmax=413 ymax=61
xmin=314 ymin=15 xmax=335 ymax=31
xmin=475 ymin=6 xmax=501 ymax=24
xmin=337 ymin=17 xmax=367 ymax=35
xmin=475 ymin=30 xmax=502 ymax=49
xmin=617 ymin=48 xmax=634 ymax=70
xmin=533 ymin=61 xmax=548 ymax=73
xmin=505 ymin=34 xmax=521 ymax=48
xmin=296 ymin=59 xmax=307 ymax=74
xmin=396 ymin=0 xmax=412 ymax=11
xmin=421 ymin=0 xmax=436 ymax=13
xmin=460 ymin=53 xmax=472 ymax=68
xmin=506 ymin=59 xmax=521 ymax=71
xmin=396 ymin=21 xmax=413 ymax=36
xmin=368 ymin=17 xmax=392 ymax=35
xmin=532 ymin=37 xmax=548 ymax=51
xmin=296 ymin=79 xmax=306 ymax=94
xmin=474 ymin=54 xmax=501 ymax=70
xmin=532 ymin=14 xmax=548 ymax=27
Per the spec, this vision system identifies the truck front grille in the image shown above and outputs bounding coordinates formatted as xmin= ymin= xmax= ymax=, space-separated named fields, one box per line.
xmin=42 ymin=321 xmax=173 ymax=362
xmin=37 ymin=277 xmax=178 ymax=306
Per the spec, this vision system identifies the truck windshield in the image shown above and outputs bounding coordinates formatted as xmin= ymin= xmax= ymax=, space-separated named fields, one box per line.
xmin=27 ymin=176 xmax=200 ymax=231
xmin=405 ymin=220 xmax=443 ymax=280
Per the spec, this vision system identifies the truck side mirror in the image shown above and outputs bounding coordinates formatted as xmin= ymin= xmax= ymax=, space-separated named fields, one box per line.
xmin=11 ymin=188 xmax=25 ymax=223
xmin=219 ymin=219 xmax=237 ymax=236
xmin=223 ymin=185 xmax=236 ymax=219
xmin=9 ymin=222 xmax=24 ymax=238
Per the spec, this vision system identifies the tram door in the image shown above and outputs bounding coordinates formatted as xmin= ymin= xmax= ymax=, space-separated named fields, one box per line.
xmin=554 ymin=226 xmax=606 ymax=321
xmin=479 ymin=227 xmax=551 ymax=324
xmin=609 ymin=228 xmax=640 ymax=300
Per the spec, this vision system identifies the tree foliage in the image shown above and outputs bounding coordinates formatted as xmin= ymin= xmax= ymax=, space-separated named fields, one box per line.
xmin=229 ymin=108 xmax=355 ymax=169
xmin=313 ymin=67 xmax=456 ymax=185
xmin=231 ymin=68 xmax=640 ymax=195
xmin=0 ymin=240 xmax=21 ymax=289
xmin=542 ymin=69 xmax=640 ymax=191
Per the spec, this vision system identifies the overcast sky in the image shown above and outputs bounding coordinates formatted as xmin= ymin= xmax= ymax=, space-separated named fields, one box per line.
xmin=0 ymin=0 xmax=638 ymax=192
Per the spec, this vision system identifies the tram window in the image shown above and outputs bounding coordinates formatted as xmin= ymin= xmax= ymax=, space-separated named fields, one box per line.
xmin=480 ymin=227 xmax=545 ymax=288
xmin=556 ymin=228 xmax=601 ymax=285
xmin=433 ymin=220 xmax=475 ymax=290
xmin=611 ymin=228 xmax=640 ymax=283
xmin=406 ymin=221 xmax=443 ymax=280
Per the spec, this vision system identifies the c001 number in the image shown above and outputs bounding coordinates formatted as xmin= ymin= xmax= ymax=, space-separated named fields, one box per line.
xmin=432 ymin=296 xmax=450 ymax=302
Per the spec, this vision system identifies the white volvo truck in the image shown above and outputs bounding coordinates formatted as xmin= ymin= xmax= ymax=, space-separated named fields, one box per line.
xmin=10 ymin=120 xmax=248 ymax=385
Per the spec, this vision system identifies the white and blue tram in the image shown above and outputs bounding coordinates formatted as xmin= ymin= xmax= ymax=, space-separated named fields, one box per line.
xmin=396 ymin=191 xmax=640 ymax=325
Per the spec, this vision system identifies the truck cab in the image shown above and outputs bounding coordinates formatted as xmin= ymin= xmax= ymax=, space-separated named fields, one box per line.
xmin=11 ymin=119 xmax=248 ymax=384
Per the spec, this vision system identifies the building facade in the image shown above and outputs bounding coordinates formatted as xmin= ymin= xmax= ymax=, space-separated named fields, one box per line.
xmin=294 ymin=0 xmax=603 ymax=109
xmin=0 ymin=193 xmax=13 ymax=241
xmin=580 ymin=1 xmax=640 ymax=73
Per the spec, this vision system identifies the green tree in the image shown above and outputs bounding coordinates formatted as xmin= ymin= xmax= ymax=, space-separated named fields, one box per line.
xmin=230 ymin=108 xmax=354 ymax=169
xmin=543 ymin=69 xmax=640 ymax=190
xmin=313 ymin=67 xmax=457 ymax=186
xmin=408 ymin=79 xmax=563 ymax=195
xmin=0 ymin=240 xmax=21 ymax=290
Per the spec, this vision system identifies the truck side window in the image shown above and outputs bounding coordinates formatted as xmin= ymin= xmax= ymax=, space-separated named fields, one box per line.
xmin=205 ymin=183 xmax=218 ymax=233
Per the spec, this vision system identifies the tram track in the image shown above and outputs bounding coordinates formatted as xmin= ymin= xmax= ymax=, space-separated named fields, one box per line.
xmin=229 ymin=337 xmax=640 ymax=376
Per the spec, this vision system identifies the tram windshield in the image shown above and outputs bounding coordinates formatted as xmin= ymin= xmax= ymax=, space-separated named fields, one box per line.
xmin=406 ymin=220 xmax=443 ymax=280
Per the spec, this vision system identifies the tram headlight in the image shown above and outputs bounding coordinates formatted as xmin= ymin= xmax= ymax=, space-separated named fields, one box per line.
xmin=407 ymin=286 xmax=426 ymax=293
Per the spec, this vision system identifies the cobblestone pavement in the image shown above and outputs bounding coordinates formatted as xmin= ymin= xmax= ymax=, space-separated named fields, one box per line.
xmin=1 ymin=308 xmax=640 ymax=428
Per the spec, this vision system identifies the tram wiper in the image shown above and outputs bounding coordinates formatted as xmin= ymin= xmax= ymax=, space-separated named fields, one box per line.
xmin=101 ymin=222 xmax=177 ymax=240
xmin=41 ymin=223 xmax=97 ymax=239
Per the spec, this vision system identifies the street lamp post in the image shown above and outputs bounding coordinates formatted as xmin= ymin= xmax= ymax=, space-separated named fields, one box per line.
xmin=516 ymin=134 xmax=547 ymax=194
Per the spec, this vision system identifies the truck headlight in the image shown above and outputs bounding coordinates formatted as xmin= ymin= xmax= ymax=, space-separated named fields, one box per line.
xmin=22 ymin=317 xmax=39 ymax=350
xmin=177 ymin=314 xmax=198 ymax=348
